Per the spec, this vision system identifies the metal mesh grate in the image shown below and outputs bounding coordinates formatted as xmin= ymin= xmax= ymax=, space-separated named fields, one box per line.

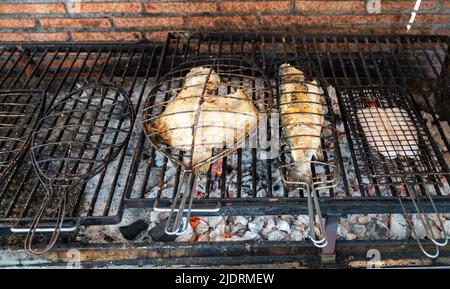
xmin=0 ymin=44 xmax=161 ymax=229
xmin=338 ymin=86 xmax=449 ymax=186
xmin=0 ymin=90 xmax=44 ymax=183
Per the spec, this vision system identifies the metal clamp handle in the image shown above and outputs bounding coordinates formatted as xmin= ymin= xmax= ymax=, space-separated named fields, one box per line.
xmin=154 ymin=170 xmax=220 ymax=236
xmin=398 ymin=183 xmax=446 ymax=259
xmin=306 ymin=185 xmax=328 ymax=248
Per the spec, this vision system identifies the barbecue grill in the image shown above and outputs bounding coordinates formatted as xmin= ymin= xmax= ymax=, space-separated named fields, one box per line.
xmin=0 ymin=32 xmax=450 ymax=265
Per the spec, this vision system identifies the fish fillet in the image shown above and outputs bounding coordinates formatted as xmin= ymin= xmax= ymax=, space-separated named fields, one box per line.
xmin=357 ymin=107 xmax=419 ymax=159
xmin=279 ymin=63 xmax=324 ymax=184
xmin=152 ymin=66 xmax=259 ymax=173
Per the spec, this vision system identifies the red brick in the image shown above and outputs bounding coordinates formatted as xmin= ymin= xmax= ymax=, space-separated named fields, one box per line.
xmin=40 ymin=18 xmax=111 ymax=28
xmin=260 ymin=15 xmax=329 ymax=26
xmin=295 ymin=1 xmax=364 ymax=12
xmin=436 ymin=28 xmax=450 ymax=35
xmin=67 ymin=2 xmax=141 ymax=14
xmin=0 ymin=18 xmax=36 ymax=28
xmin=0 ymin=3 xmax=66 ymax=14
xmin=221 ymin=1 xmax=291 ymax=12
xmin=444 ymin=2 xmax=450 ymax=9
xmin=369 ymin=27 xmax=434 ymax=35
xmin=145 ymin=31 xmax=169 ymax=42
xmin=381 ymin=0 xmax=438 ymax=11
xmin=145 ymin=2 xmax=216 ymax=14
xmin=413 ymin=14 xmax=450 ymax=24
xmin=0 ymin=32 xmax=69 ymax=42
xmin=114 ymin=17 xmax=183 ymax=27
xmin=71 ymin=31 xmax=143 ymax=42
xmin=332 ymin=15 xmax=403 ymax=25
xmin=189 ymin=16 xmax=257 ymax=27
xmin=292 ymin=27 xmax=361 ymax=34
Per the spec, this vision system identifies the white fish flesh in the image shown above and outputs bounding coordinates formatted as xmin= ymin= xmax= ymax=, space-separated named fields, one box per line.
xmin=279 ymin=63 xmax=324 ymax=184
xmin=357 ymin=107 xmax=419 ymax=159
xmin=152 ymin=66 xmax=259 ymax=173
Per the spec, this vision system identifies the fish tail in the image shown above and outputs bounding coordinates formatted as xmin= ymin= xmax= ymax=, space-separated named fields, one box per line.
xmin=288 ymin=162 xmax=313 ymax=186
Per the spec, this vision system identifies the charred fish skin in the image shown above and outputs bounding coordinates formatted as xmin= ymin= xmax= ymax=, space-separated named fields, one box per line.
xmin=151 ymin=66 xmax=259 ymax=174
xmin=279 ymin=63 xmax=324 ymax=184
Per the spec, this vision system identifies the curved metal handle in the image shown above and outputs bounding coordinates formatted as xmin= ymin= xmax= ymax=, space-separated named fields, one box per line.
xmin=306 ymin=185 xmax=328 ymax=248
xmin=403 ymin=182 xmax=448 ymax=248
xmin=23 ymin=192 xmax=69 ymax=255
xmin=397 ymin=192 xmax=443 ymax=259
xmin=162 ymin=170 xmax=196 ymax=235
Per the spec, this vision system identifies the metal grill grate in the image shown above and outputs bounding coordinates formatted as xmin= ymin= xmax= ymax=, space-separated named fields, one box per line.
xmin=338 ymin=86 xmax=449 ymax=186
xmin=0 ymin=44 xmax=161 ymax=229
xmin=0 ymin=90 xmax=44 ymax=183
xmin=1 ymin=33 xmax=450 ymax=231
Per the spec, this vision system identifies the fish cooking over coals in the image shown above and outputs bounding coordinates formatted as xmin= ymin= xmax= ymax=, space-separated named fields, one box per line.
xmin=279 ymin=63 xmax=324 ymax=184
xmin=357 ymin=107 xmax=419 ymax=159
xmin=151 ymin=66 xmax=259 ymax=173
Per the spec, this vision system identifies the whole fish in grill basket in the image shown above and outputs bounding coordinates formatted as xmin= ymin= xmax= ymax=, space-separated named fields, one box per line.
xmin=0 ymin=90 xmax=45 ymax=184
xmin=143 ymin=58 xmax=272 ymax=235
xmin=23 ymin=82 xmax=134 ymax=254
xmin=278 ymin=63 xmax=338 ymax=248
xmin=356 ymin=102 xmax=448 ymax=258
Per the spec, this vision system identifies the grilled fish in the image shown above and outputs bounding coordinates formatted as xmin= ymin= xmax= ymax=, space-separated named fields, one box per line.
xmin=357 ymin=107 xmax=419 ymax=159
xmin=279 ymin=63 xmax=324 ymax=184
xmin=152 ymin=66 xmax=259 ymax=174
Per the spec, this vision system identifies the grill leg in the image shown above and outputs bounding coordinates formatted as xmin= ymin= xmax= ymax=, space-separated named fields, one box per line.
xmin=321 ymin=214 xmax=340 ymax=264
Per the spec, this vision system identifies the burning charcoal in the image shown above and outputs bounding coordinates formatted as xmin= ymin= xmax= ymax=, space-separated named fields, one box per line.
xmin=367 ymin=220 xmax=390 ymax=240
xmin=206 ymin=216 xmax=224 ymax=228
xmin=260 ymin=217 xmax=276 ymax=239
xmin=242 ymin=231 xmax=260 ymax=241
xmin=275 ymin=219 xmax=291 ymax=234
xmin=175 ymin=223 xmax=195 ymax=242
xmin=256 ymin=188 xmax=267 ymax=198
xmin=161 ymin=188 xmax=174 ymax=198
xmin=350 ymin=224 xmax=366 ymax=236
xmin=194 ymin=219 xmax=209 ymax=235
xmin=347 ymin=214 xmax=359 ymax=225
xmin=248 ymin=217 xmax=265 ymax=233
xmin=411 ymin=214 xmax=427 ymax=239
xmin=267 ymin=230 xmax=288 ymax=241
xmin=360 ymin=215 xmax=372 ymax=224
xmin=296 ymin=215 xmax=310 ymax=226
xmin=148 ymin=221 xmax=177 ymax=242
xmin=233 ymin=216 xmax=249 ymax=227
xmin=444 ymin=221 xmax=450 ymax=236
xmin=119 ymin=219 xmax=149 ymax=241
xmin=289 ymin=229 xmax=304 ymax=241
xmin=231 ymin=224 xmax=246 ymax=237
xmin=197 ymin=233 xmax=210 ymax=242
xmin=389 ymin=214 xmax=408 ymax=239
xmin=209 ymin=220 xmax=227 ymax=241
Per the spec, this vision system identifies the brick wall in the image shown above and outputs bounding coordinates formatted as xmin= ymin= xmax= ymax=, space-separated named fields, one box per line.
xmin=0 ymin=0 xmax=448 ymax=42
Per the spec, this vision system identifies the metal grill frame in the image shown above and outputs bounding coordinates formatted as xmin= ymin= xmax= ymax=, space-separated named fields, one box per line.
xmin=0 ymin=43 xmax=162 ymax=230
xmin=123 ymin=32 xmax=450 ymax=216
xmin=0 ymin=33 xmax=450 ymax=232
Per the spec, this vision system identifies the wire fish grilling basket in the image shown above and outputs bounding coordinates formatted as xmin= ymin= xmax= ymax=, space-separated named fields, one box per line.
xmin=142 ymin=57 xmax=273 ymax=235
xmin=24 ymin=81 xmax=134 ymax=254
xmin=0 ymin=90 xmax=45 ymax=184
xmin=276 ymin=63 xmax=339 ymax=248
xmin=338 ymin=86 xmax=450 ymax=258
